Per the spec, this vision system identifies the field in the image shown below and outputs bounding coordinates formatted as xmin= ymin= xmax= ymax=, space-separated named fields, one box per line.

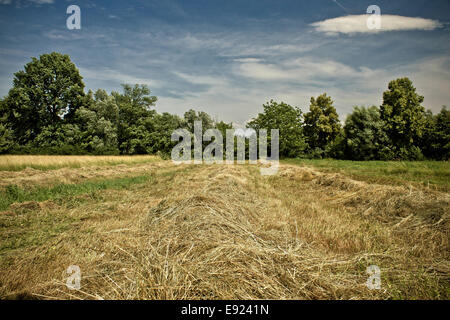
xmin=0 ymin=156 xmax=449 ymax=300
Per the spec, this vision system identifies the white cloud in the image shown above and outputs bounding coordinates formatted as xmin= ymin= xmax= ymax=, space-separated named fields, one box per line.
xmin=29 ymin=0 xmax=53 ymax=3
xmin=235 ymin=61 xmax=296 ymax=80
xmin=173 ymin=72 xmax=227 ymax=86
xmin=311 ymin=15 xmax=442 ymax=35
xmin=78 ymin=67 xmax=161 ymax=89
xmin=157 ymin=54 xmax=450 ymax=125
xmin=0 ymin=0 xmax=54 ymax=4
xmin=233 ymin=58 xmax=263 ymax=64
xmin=233 ymin=57 xmax=360 ymax=81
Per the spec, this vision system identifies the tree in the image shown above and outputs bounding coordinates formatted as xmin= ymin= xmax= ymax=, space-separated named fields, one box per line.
xmin=183 ymin=109 xmax=214 ymax=134
xmin=215 ymin=120 xmax=233 ymax=139
xmin=303 ymin=93 xmax=341 ymax=157
xmin=2 ymin=52 xmax=85 ymax=145
xmin=0 ymin=99 xmax=15 ymax=153
xmin=248 ymin=100 xmax=307 ymax=158
xmin=75 ymin=89 xmax=120 ymax=154
xmin=343 ymin=106 xmax=391 ymax=160
xmin=433 ymin=106 xmax=450 ymax=160
xmin=421 ymin=106 xmax=450 ymax=160
xmin=113 ymin=84 xmax=157 ymax=154
xmin=380 ymin=77 xmax=426 ymax=159
xmin=148 ymin=112 xmax=186 ymax=156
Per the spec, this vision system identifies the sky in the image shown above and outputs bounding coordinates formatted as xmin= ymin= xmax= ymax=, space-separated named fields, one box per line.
xmin=0 ymin=0 xmax=449 ymax=126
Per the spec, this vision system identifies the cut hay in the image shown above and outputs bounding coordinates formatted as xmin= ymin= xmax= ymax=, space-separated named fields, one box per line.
xmin=0 ymin=163 xmax=448 ymax=299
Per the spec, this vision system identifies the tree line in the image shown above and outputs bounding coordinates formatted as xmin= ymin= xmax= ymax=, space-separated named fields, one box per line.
xmin=0 ymin=52 xmax=448 ymax=160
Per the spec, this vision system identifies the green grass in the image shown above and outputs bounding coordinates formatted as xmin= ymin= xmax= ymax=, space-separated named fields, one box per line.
xmin=0 ymin=174 xmax=155 ymax=211
xmin=283 ymin=159 xmax=450 ymax=191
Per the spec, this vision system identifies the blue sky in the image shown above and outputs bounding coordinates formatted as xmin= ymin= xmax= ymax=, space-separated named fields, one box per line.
xmin=0 ymin=0 xmax=449 ymax=125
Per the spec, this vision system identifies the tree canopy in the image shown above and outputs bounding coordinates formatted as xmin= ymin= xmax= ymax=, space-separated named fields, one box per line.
xmin=303 ymin=93 xmax=341 ymax=156
xmin=3 ymin=52 xmax=85 ymax=145
xmin=0 ymin=52 xmax=448 ymax=161
xmin=380 ymin=77 xmax=427 ymax=159
xmin=248 ymin=100 xmax=307 ymax=158
xmin=344 ymin=106 xmax=391 ymax=160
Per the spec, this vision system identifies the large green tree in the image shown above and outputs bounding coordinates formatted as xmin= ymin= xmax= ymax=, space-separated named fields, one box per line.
xmin=344 ymin=106 xmax=391 ymax=160
xmin=248 ymin=100 xmax=307 ymax=158
xmin=2 ymin=52 xmax=86 ymax=145
xmin=303 ymin=93 xmax=341 ymax=156
xmin=75 ymin=89 xmax=120 ymax=154
xmin=113 ymin=84 xmax=157 ymax=154
xmin=380 ymin=77 xmax=426 ymax=159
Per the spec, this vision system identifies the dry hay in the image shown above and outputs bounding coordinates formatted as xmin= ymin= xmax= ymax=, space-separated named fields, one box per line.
xmin=0 ymin=161 xmax=170 ymax=189
xmin=28 ymin=165 xmax=370 ymax=300
xmin=279 ymin=165 xmax=449 ymax=227
xmin=1 ymin=163 xmax=448 ymax=300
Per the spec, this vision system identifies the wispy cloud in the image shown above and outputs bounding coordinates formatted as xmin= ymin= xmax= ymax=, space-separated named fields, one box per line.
xmin=173 ymin=72 xmax=227 ymax=87
xmin=29 ymin=0 xmax=53 ymax=3
xmin=78 ymin=67 xmax=162 ymax=89
xmin=0 ymin=0 xmax=54 ymax=4
xmin=311 ymin=15 xmax=442 ymax=35
xmin=233 ymin=57 xmax=361 ymax=82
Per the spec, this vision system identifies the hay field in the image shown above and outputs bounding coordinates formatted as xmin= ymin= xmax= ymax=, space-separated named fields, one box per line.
xmin=0 ymin=157 xmax=448 ymax=299
xmin=0 ymin=155 xmax=160 ymax=171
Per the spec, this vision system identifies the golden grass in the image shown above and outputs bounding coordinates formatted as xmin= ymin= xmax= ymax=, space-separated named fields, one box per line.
xmin=0 ymin=161 xmax=448 ymax=300
xmin=0 ymin=161 xmax=170 ymax=189
xmin=0 ymin=155 xmax=161 ymax=171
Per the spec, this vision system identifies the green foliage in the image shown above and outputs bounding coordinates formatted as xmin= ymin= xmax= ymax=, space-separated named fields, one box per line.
xmin=0 ymin=53 xmax=448 ymax=161
xmin=215 ymin=120 xmax=233 ymax=139
xmin=0 ymin=99 xmax=16 ymax=154
xmin=2 ymin=52 xmax=86 ymax=145
xmin=325 ymin=130 xmax=346 ymax=160
xmin=149 ymin=112 xmax=186 ymax=155
xmin=75 ymin=89 xmax=120 ymax=154
xmin=0 ymin=123 xmax=15 ymax=154
xmin=344 ymin=106 xmax=391 ymax=160
xmin=113 ymin=84 xmax=157 ymax=154
xmin=248 ymin=100 xmax=307 ymax=158
xmin=304 ymin=93 xmax=341 ymax=156
xmin=380 ymin=77 xmax=427 ymax=159
xmin=433 ymin=107 xmax=450 ymax=160
xmin=183 ymin=109 xmax=214 ymax=133
xmin=421 ymin=107 xmax=450 ymax=160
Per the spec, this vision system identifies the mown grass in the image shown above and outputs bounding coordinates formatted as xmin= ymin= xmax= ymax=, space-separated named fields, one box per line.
xmin=0 ymin=166 xmax=187 ymax=260
xmin=284 ymin=159 xmax=450 ymax=191
xmin=0 ymin=209 xmax=76 ymax=255
xmin=0 ymin=155 xmax=160 ymax=171
xmin=0 ymin=159 xmax=448 ymax=300
xmin=0 ymin=174 xmax=155 ymax=211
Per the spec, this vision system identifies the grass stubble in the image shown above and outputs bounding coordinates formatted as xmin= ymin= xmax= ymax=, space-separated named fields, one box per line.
xmin=0 ymin=155 xmax=160 ymax=172
xmin=0 ymin=157 xmax=448 ymax=300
